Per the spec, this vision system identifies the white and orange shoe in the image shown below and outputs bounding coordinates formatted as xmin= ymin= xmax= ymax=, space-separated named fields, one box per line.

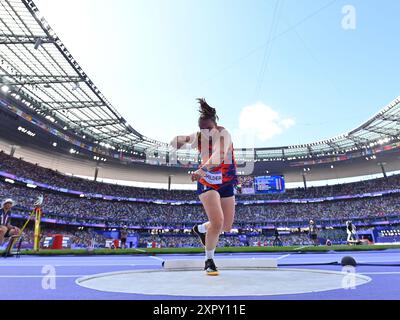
xmin=205 ymin=259 xmax=219 ymax=276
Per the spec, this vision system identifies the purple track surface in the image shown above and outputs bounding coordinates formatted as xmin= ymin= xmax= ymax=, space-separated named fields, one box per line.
xmin=1 ymin=250 xmax=400 ymax=300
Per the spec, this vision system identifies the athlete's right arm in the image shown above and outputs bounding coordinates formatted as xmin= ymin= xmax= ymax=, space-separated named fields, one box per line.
xmin=170 ymin=133 xmax=198 ymax=150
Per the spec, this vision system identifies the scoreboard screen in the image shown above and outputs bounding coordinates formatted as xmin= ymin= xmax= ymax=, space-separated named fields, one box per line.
xmin=254 ymin=176 xmax=285 ymax=194
xmin=236 ymin=175 xmax=285 ymax=194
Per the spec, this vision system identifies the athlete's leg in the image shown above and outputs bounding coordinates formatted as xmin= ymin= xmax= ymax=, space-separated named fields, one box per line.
xmin=194 ymin=194 xmax=234 ymax=245
xmin=199 ymin=190 xmax=224 ymax=254
xmin=220 ymin=196 xmax=235 ymax=233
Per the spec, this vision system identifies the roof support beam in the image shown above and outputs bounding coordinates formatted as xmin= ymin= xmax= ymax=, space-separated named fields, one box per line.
xmin=70 ymin=119 xmax=121 ymax=128
xmin=365 ymin=127 xmax=398 ymax=139
xmin=347 ymin=135 xmax=369 ymax=145
xmin=2 ymin=75 xmax=83 ymax=86
xmin=307 ymin=146 xmax=314 ymax=156
xmin=47 ymin=101 xmax=105 ymax=111
xmin=96 ymin=131 xmax=139 ymax=142
xmin=377 ymin=115 xmax=400 ymax=122
xmin=0 ymin=35 xmax=53 ymax=46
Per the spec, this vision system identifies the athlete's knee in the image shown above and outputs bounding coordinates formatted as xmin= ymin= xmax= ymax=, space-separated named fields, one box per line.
xmin=208 ymin=218 xmax=224 ymax=232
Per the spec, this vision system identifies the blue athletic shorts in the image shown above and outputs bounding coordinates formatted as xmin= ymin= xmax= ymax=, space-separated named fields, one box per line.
xmin=197 ymin=182 xmax=235 ymax=198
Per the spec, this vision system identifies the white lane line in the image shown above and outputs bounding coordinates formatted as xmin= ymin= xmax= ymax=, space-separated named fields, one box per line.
xmin=0 ymin=263 xmax=160 ymax=267
xmin=149 ymin=256 xmax=165 ymax=263
xmin=294 ymin=246 xmax=308 ymax=250
xmin=0 ymin=262 xmax=141 ymax=264
xmin=16 ymin=257 xmax=153 ymax=260
xmin=0 ymin=275 xmax=86 ymax=278
xmin=361 ymin=260 xmax=400 ymax=263
xmin=134 ymin=249 xmax=146 ymax=253
xmin=277 ymin=254 xmax=291 ymax=260
xmin=360 ymin=272 xmax=400 ymax=275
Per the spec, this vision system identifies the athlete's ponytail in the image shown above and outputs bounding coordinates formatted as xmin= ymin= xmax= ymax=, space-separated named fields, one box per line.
xmin=198 ymin=98 xmax=219 ymax=124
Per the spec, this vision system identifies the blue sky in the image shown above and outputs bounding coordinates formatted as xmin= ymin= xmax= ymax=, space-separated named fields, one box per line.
xmin=35 ymin=0 xmax=400 ymax=148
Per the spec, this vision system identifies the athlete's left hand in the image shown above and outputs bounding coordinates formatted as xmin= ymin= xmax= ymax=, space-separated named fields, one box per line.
xmin=191 ymin=169 xmax=206 ymax=182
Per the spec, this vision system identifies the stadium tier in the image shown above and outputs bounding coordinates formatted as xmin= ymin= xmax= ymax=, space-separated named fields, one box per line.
xmin=1 ymin=153 xmax=399 ymax=229
xmin=2 ymin=151 xmax=400 ymax=202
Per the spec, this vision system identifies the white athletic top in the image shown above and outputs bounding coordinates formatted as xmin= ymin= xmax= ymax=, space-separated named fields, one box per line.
xmin=0 ymin=209 xmax=11 ymax=226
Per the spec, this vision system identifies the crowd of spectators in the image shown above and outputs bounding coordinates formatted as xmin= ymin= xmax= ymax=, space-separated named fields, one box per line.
xmin=2 ymin=150 xmax=400 ymax=252
xmin=7 ymin=225 xmax=365 ymax=250
xmin=319 ymin=229 xmax=349 ymax=242
xmin=2 ymin=227 xmax=108 ymax=249
xmin=137 ymin=235 xmax=244 ymax=248
xmin=135 ymin=232 xmax=325 ymax=248
xmin=136 ymin=228 xmax=370 ymax=248
xmin=2 ymin=151 xmax=400 ymax=202
xmin=2 ymin=180 xmax=399 ymax=228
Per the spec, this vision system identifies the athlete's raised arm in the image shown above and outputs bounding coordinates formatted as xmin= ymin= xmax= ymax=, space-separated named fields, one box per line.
xmin=170 ymin=132 xmax=198 ymax=150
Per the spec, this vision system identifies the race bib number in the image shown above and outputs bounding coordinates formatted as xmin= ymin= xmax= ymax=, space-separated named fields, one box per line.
xmin=204 ymin=171 xmax=223 ymax=185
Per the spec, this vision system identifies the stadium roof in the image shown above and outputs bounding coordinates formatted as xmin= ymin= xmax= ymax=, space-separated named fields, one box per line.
xmin=249 ymin=96 xmax=400 ymax=161
xmin=1 ymin=0 xmax=400 ymax=162
xmin=0 ymin=0 xmax=167 ymax=153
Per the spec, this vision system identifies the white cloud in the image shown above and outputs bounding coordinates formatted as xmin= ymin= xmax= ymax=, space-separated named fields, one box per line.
xmin=237 ymin=102 xmax=295 ymax=143
xmin=280 ymin=118 xmax=296 ymax=129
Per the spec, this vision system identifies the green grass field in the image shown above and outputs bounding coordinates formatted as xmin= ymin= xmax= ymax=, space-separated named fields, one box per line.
xmin=2 ymin=244 xmax=400 ymax=256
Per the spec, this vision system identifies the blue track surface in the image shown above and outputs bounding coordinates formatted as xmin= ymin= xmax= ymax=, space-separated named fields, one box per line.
xmin=1 ymin=250 xmax=400 ymax=300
